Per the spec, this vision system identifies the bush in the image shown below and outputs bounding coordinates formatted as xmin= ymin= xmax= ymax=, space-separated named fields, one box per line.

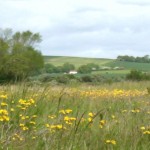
xmin=44 ymin=64 xmax=56 ymax=73
xmin=62 ymin=63 xmax=75 ymax=73
xmin=78 ymin=65 xmax=92 ymax=74
xmin=126 ymin=70 xmax=150 ymax=81
xmin=126 ymin=70 xmax=143 ymax=81
xmin=56 ymin=75 xmax=70 ymax=84
xmin=81 ymin=75 xmax=93 ymax=82
xmin=91 ymin=74 xmax=103 ymax=82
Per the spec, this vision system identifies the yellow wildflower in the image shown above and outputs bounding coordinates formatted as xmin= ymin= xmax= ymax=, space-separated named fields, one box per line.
xmin=88 ymin=112 xmax=94 ymax=117
xmin=140 ymin=126 xmax=146 ymax=130
xmin=65 ymin=109 xmax=72 ymax=114
xmin=105 ymin=140 xmax=116 ymax=145
xmin=143 ymin=131 xmax=150 ymax=134
xmin=1 ymin=102 xmax=8 ymax=106
xmin=0 ymin=95 xmax=7 ymax=99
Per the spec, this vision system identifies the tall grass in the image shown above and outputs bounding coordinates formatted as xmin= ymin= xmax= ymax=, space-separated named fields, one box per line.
xmin=0 ymin=81 xmax=150 ymax=150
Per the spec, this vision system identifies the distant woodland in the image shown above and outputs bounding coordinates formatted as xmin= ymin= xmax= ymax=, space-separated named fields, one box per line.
xmin=117 ymin=55 xmax=150 ymax=63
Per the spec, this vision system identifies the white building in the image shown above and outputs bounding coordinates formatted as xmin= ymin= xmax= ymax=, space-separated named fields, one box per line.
xmin=69 ymin=70 xmax=78 ymax=74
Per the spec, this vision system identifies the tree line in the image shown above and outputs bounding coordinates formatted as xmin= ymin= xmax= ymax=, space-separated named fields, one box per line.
xmin=44 ymin=63 xmax=99 ymax=74
xmin=117 ymin=55 xmax=150 ymax=63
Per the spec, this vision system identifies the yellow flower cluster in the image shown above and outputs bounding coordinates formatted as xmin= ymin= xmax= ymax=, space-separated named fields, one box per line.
xmin=45 ymin=124 xmax=66 ymax=132
xmin=88 ymin=112 xmax=95 ymax=123
xmin=143 ymin=131 xmax=150 ymax=134
xmin=0 ymin=94 xmax=8 ymax=99
xmin=99 ymin=120 xmax=106 ymax=128
xmin=79 ymin=89 xmax=147 ymax=99
xmin=1 ymin=102 xmax=8 ymax=106
xmin=48 ymin=115 xmax=56 ymax=119
xmin=59 ymin=109 xmax=72 ymax=114
xmin=64 ymin=116 xmax=76 ymax=125
xmin=0 ymin=109 xmax=9 ymax=121
xmin=131 ymin=109 xmax=140 ymax=113
xmin=105 ymin=139 xmax=116 ymax=145
xmin=19 ymin=114 xmax=37 ymax=131
xmin=19 ymin=123 xmax=29 ymax=131
xmin=12 ymin=133 xmax=23 ymax=141
xmin=18 ymin=98 xmax=35 ymax=110
xmin=140 ymin=126 xmax=150 ymax=135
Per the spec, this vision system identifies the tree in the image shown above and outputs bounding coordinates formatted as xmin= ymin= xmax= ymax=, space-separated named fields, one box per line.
xmin=86 ymin=63 xmax=99 ymax=70
xmin=0 ymin=28 xmax=44 ymax=81
xmin=0 ymin=39 xmax=9 ymax=69
xmin=62 ymin=63 xmax=75 ymax=73
xmin=117 ymin=55 xmax=150 ymax=63
xmin=44 ymin=64 xmax=56 ymax=73
xmin=78 ymin=65 xmax=92 ymax=74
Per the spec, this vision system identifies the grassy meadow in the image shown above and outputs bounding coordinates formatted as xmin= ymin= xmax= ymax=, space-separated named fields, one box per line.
xmin=0 ymin=81 xmax=150 ymax=150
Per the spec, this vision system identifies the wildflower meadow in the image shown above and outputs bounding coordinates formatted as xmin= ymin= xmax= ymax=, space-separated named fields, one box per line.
xmin=0 ymin=81 xmax=150 ymax=150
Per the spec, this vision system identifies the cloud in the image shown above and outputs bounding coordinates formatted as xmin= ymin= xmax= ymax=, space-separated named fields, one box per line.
xmin=118 ymin=0 xmax=150 ymax=6
xmin=1 ymin=0 xmax=150 ymax=58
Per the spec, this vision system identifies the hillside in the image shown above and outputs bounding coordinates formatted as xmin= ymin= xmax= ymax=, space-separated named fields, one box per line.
xmin=44 ymin=56 xmax=113 ymax=68
xmin=44 ymin=56 xmax=150 ymax=72
xmin=105 ymin=60 xmax=150 ymax=72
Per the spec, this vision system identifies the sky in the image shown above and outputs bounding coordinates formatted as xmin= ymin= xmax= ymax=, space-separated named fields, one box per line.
xmin=0 ymin=0 xmax=150 ymax=58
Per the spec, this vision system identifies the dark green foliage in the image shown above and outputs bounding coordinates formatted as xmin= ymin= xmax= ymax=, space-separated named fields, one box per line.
xmin=44 ymin=64 xmax=56 ymax=73
xmin=86 ymin=63 xmax=99 ymax=70
xmin=117 ymin=55 xmax=150 ymax=63
xmin=78 ymin=65 xmax=92 ymax=74
xmin=44 ymin=63 xmax=75 ymax=73
xmin=56 ymin=75 xmax=70 ymax=84
xmin=55 ymin=66 xmax=63 ymax=73
xmin=126 ymin=70 xmax=150 ymax=81
xmin=81 ymin=75 xmax=93 ymax=82
xmin=126 ymin=70 xmax=143 ymax=81
xmin=39 ymin=74 xmax=55 ymax=82
xmin=62 ymin=63 xmax=75 ymax=73
xmin=91 ymin=74 xmax=103 ymax=82
xmin=78 ymin=63 xmax=99 ymax=74
xmin=30 ymin=73 xmax=125 ymax=85
xmin=0 ymin=28 xmax=44 ymax=81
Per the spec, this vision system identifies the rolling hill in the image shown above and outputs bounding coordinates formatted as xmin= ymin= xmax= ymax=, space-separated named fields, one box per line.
xmin=44 ymin=56 xmax=150 ymax=72
xmin=44 ymin=56 xmax=113 ymax=67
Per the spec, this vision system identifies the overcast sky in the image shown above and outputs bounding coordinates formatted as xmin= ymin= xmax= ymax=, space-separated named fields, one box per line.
xmin=1 ymin=0 xmax=150 ymax=58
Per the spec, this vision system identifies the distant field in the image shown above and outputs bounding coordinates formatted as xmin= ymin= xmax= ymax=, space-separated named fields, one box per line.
xmin=105 ymin=60 xmax=150 ymax=72
xmin=44 ymin=56 xmax=150 ymax=73
xmin=44 ymin=56 xmax=113 ymax=68
xmin=92 ymin=69 xmax=130 ymax=75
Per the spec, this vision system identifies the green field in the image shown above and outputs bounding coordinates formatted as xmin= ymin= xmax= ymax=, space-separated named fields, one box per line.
xmin=105 ymin=60 xmax=150 ymax=72
xmin=91 ymin=70 xmax=130 ymax=79
xmin=44 ymin=56 xmax=113 ymax=68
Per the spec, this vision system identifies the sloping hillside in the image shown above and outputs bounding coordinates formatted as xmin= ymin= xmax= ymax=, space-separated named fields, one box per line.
xmin=105 ymin=60 xmax=150 ymax=71
xmin=44 ymin=56 xmax=150 ymax=72
xmin=44 ymin=56 xmax=113 ymax=68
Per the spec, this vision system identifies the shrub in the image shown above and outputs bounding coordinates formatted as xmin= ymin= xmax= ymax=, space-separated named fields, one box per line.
xmin=126 ymin=70 xmax=150 ymax=81
xmin=81 ymin=75 xmax=93 ymax=82
xmin=62 ymin=63 xmax=75 ymax=73
xmin=78 ymin=65 xmax=92 ymax=74
xmin=56 ymin=75 xmax=70 ymax=84
xmin=126 ymin=70 xmax=143 ymax=81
